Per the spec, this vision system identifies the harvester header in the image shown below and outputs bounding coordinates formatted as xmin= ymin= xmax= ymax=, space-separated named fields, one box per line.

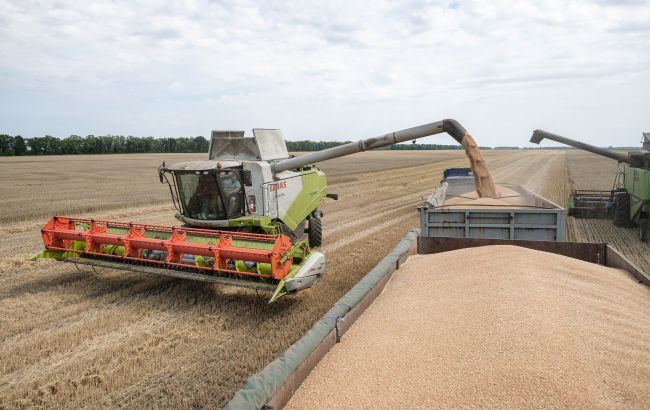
xmin=37 ymin=216 xmax=319 ymax=302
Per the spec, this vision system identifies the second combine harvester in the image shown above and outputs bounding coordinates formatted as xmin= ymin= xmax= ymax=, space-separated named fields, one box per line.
xmin=531 ymin=129 xmax=650 ymax=241
xmin=34 ymin=119 xmax=494 ymax=302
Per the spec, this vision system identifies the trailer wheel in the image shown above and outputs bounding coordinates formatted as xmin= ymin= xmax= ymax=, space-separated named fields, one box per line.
xmin=308 ymin=213 xmax=322 ymax=248
xmin=640 ymin=219 xmax=649 ymax=242
xmin=613 ymin=193 xmax=630 ymax=227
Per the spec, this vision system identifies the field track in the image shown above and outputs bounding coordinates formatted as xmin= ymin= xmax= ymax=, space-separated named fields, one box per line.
xmin=0 ymin=149 xmax=623 ymax=408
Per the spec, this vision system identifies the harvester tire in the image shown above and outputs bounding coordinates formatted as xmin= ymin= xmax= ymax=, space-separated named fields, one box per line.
xmin=613 ymin=193 xmax=630 ymax=227
xmin=308 ymin=214 xmax=322 ymax=248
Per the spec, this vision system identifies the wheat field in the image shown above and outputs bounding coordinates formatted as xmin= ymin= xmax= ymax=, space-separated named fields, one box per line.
xmin=0 ymin=148 xmax=645 ymax=408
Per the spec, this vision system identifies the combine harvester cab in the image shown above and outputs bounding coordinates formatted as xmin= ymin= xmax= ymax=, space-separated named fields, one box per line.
xmin=32 ymin=119 xmax=487 ymax=302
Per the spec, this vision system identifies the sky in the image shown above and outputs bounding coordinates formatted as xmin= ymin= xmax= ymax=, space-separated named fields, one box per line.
xmin=0 ymin=0 xmax=649 ymax=147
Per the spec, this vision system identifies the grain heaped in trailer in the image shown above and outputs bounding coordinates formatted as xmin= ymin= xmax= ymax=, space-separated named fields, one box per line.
xmin=286 ymin=246 xmax=650 ymax=409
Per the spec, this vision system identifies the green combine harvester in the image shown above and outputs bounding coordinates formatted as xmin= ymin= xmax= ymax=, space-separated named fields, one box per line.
xmin=530 ymin=130 xmax=650 ymax=241
xmin=34 ymin=119 xmax=477 ymax=301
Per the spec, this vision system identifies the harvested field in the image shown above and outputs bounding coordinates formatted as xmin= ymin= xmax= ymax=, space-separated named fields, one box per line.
xmin=565 ymin=150 xmax=650 ymax=273
xmin=0 ymin=149 xmax=575 ymax=407
xmin=287 ymin=246 xmax=650 ymax=409
xmin=567 ymin=219 xmax=650 ymax=274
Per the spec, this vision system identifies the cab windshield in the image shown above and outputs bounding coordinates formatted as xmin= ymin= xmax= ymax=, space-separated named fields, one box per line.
xmin=176 ymin=170 xmax=244 ymax=220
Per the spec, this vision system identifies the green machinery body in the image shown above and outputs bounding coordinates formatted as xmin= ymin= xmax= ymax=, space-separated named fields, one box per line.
xmin=624 ymin=166 xmax=650 ymax=219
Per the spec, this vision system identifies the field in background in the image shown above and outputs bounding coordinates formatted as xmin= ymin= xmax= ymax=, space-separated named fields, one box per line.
xmin=566 ymin=150 xmax=621 ymax=190
xmin=0 ymin=153 xmax=203 ymax=224
xmin=0 ymin=149 xmax=645 ymax=408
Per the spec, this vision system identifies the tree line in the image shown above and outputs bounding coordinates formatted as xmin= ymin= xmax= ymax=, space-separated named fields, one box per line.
xmin=0 ymin=134 xmax=210 ymax=156
xmin=0 ymin=134 xmax=469 ymax=156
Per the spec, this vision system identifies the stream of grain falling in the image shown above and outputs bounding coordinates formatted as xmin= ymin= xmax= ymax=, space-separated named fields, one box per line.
xmin=460 ymin=133 xmax=497 ymax=198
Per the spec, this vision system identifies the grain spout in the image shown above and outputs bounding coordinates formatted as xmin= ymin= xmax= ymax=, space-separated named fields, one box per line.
xmin=460 ymin=132 xmax=497 ymax=198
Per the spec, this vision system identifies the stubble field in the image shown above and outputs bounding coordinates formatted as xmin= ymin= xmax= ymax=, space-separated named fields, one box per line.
xmin=0 ymin=148 xmax=645 ymax=408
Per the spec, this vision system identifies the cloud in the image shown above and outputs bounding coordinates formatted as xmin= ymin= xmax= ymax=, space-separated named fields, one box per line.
xmin=0 ymin=0 xmax=649 ymax=146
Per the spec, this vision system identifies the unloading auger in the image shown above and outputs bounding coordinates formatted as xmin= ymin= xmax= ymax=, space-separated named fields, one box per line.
xmin=33 ymin=119 xmax=490 ymax=302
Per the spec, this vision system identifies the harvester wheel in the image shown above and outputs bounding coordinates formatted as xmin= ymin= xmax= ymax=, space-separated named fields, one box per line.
xmin=613 ymin=193 xmax=630 ymax=227
xmin=639 ymin=219 xmax=649 ymax=242
xmin=308 ymin=214 xmax=322 ymax=248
